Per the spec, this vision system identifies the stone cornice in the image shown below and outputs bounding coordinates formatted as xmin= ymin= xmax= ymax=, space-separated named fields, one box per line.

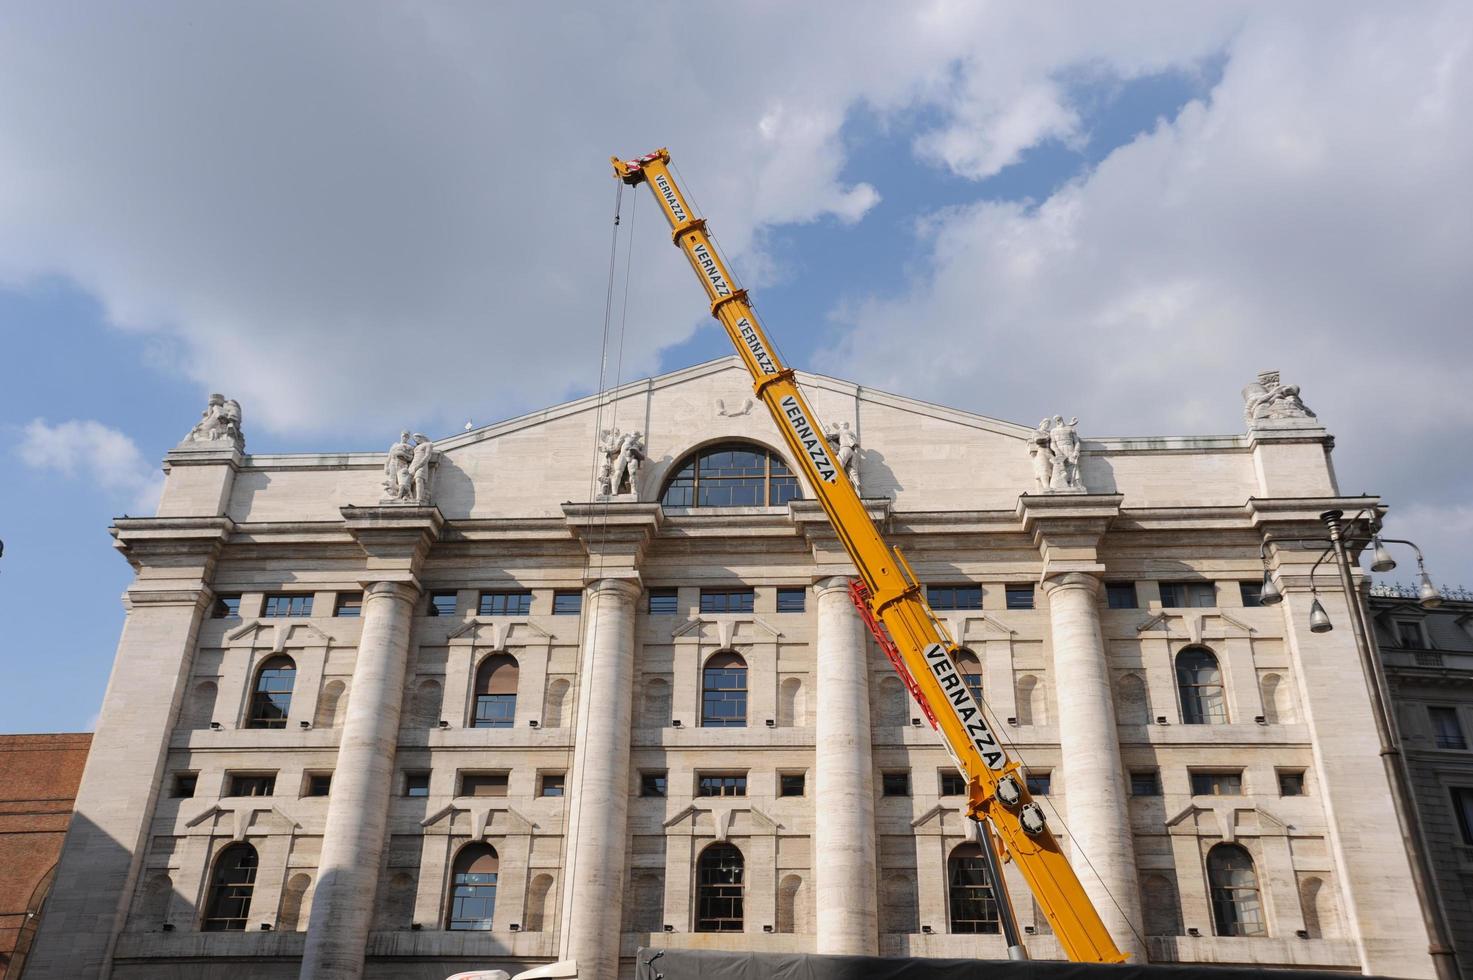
xmin=1016 ymin=493 xmax=1122 ymax=578
xmin=340 ymin=505 xmax=444 ymax=586
xmin=562 ymin=502 xmax=663 ymax=574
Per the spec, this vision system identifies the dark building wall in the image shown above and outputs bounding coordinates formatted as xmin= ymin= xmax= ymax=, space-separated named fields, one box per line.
xmin=0 ymin=733 xmax=91 ymax=979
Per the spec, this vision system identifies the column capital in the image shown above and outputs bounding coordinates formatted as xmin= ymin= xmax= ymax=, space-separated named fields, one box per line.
xmin=1041 ymin=571 xmax=1103 ymax=596
xmin=813 ymin=575 xmax=855 ymax=598
xmin=340 ymin=505 xmax=443 ymax=586
xmin=562 ymin=502 xmax=663 ymax=577
xmin=1015 ymin=493 xmax=1121 ymax=579
xmin=364 ymin=580 xmax=422 ymax=604
xmin=586 ymin=577 xmax=643 ymax=602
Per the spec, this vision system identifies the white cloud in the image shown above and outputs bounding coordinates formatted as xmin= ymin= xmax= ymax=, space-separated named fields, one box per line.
xmin=19 ymin=419 xmax=163 ymax=514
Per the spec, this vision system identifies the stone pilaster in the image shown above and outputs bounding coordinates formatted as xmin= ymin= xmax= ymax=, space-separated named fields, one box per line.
xmin=557 ymin=577 xmax=642 ymax=980
xmin=299 ymin=507 xmax=441 ymax=980
xmin=812 ymin=576 xmax=878 ymax=954
xmin=25 ymin=518 xmax=231 ymax=979
xmin=1019 ymin=493 xmax=1145 ymax=961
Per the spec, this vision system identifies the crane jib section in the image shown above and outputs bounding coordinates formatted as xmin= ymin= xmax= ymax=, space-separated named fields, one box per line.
xmin=612 ymin=148 xmax=1126 ymax=965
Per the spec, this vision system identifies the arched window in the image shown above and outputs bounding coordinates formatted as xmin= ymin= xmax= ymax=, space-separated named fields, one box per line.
xmin=1177 ymin=647 xmax=1228 ymax=725
xmin=696 ymin=843 xmax=744 ymax=932
xmin=314 ymin=679 xmax=346 ymax=729
xmin=1261 ymin=672 xmax=1294 ymax=724
xmin=247 ymin=656 xmax=295 ymax=729
xmin=778 ymin=677 xmax=804 ymax=727
xmin=702 ymin=652 xmax=747 ymax=727
xmin=203 ymin=843 xmax=258 ymax=931
xmin=524 ymin=873 xmax=554 ymax=932
xmin=447 ymin=843 xmax=499 ymax=930
xmin=473 ymin=654 xmax=519 ymax=728
xmin=776 ymin=874 xmax=803 ymax=934
xmin=1300 ymin=874 xmax=1338 ymax=939
xmin=660 ymin=442 xmax=800 ymax=508
xmin=948 ymin=843 xmax=999 ymax=933
xmin=1208 ymin=843 xmax=1265 ymax=937
xmin=1016 ymin=674 xmax=1046 ymax=725
xmin=545 ymin=678 xmax=571 ymax=729
xmin=954 ymin=649 xmax=983 ymax=703
xmin=279 ymin=873 xmax=312 ymax=932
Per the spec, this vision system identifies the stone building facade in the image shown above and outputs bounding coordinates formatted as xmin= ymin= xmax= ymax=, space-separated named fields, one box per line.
xmin=0 ymin=733 xmax=91 ymax=979
xmin=26 ymin=358 xmax=1439 ymax=979
xmin=1372 ymin=586 xmax=1473 ymax=975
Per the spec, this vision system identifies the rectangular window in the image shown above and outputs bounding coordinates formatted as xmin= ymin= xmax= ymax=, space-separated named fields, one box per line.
xmin=1430 ymin=707 xmax=1468 ymax=750
xmin=539 ymin=772 xmax=566 ymax=797
xmin=334 ymin=592 xmax=362 ymax=617
xmin=1005 ymin=584 xmax=1035 ymax=610
xmin=1397 ymin=621 xmax=1426 ymax=648
xmin=881 ymin=771 xmax=910 ymax=797
xmin=1025 ymin=772 xmax=1052 ymax=796
xmin=211 ymin=595 xmax=241 ymax=619
xmin=940 ymin=769 xmax=968 ymax=796
xmin=460 ymin=772 xmax=510 ymax=797
xmin=1277 ymin=770 xmax=1305 ymax=797
xmin=1105 ymin=582 xmax=1138 ymax=609
xmin=779 ymin=773 xmax=806 ymax=797
xmin=552 ymin=591 xmax=583 ymax=615
xmin=1451 ymin=787 xmax=1473 ymax=845
xmin=700 ymin=588 xmax=755 ymax=614
xmin=1130 ymin=770 xmax=1161 ymax=796
xmin=427 ymin=591 xmax=458 ymax=617
xmin=404 ymin=772 xmax=430 ymax=798
xmin=1190 ymin=771 xmax=1243 ymax=796
xmin=697 ymin=773 xmax=748 ymax=797
xmin=172 ymin=773 xmax=198 ymax=798
xmin=647 ymin=588 xmax=679 ymax=615
xmin=227 ymin=773 xmax=276 ymax=797
xmin=777 ymin=587 xmax=807 ymax=613
xmin=1238 ymin=581 xmax=1263 ymax=607
xmin=640 ymin=771 xmax=668 ymax=797
xmin=1159 ymin=582 xmax=1217 ymax=608
xmin=262 ymin=594 xmax=313 ymax=617
xmin=478 ymin=591 xmax=532 ymax=616
xmin=305 ymin=773 xmax=332 ymax=797
xmin=927 ymin=585 xmax=982 ymax=610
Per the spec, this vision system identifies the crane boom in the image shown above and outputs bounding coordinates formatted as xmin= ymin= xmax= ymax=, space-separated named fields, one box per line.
xmin=613 ymin=148 xmax=1125 ymax=964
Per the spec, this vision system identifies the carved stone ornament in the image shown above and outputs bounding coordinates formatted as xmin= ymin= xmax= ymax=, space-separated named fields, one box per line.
xmin=177 ymin=393 xmax=244 ymax=451
xmin=381 ymin=431 xmax=437 ymax=505
xmin=825 ymin=420 xmax=862 ymax=494
xmin=596 ymin=428 xmax=645 ymax=497
xmin=1028 ymin=415 xmax=1085 ymax=494
xmin=1242 ymin=370 xmax=1317 ymax=427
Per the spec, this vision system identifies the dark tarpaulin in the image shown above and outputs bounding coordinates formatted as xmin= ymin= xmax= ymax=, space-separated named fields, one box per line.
xmin=635 ymin=949 xmax=1399 ymax=980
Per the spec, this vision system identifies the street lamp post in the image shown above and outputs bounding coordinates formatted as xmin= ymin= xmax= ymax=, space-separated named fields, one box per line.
xmin=1260 ymin=511 xmax=1458 ymax=980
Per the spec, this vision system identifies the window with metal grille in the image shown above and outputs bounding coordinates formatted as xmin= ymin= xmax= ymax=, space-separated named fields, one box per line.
xmin=1190 ymin=771 xmax=1243 ymax=796
xmin=1004 ymin=584 xmax=1035 ymax=610
xmin=1176 ymin=647 xmax=1228 ymax=725
xmin=700 ymin=589 xmax=754 ymax=614
xmin=1159 ymin=582 xmax=1216 ymax=608
xmin=1430 ymin=707 xmax=1467 ymax=749
xmin=927 ymin=585 xmax=983 ymax=610
xmin=660 ymin=443 xmax=800 ymax=508
xmin=227 ymin=773 xmax=276 ymax=797
xmin=427 ymin=591 xmax=457 ymax=616
xmin=246 ymin=656 xmax=295 ymax=729
xmin=1026 ymin=772 xmax=1052 ymax=795
xmin=779 ymin=773 xmax=805 ymax=797
xmin=695 ymin=843 xmax=745 ymax=932
xmin=882 ymin=771 xmax=910 ymax=796
xmin=334 ymin=592 xmax=362 ymax=617
xmin=701 ymin=652 xmax=747 ymax=727
xmin=211 ymin=595 xmax=241 ymax=619
xmin=447 ymin=844 xmax=498 ymax=930
xmin=948 ymin=843 xmax=999 ymax=934
xmin=777 ymin=587 xmax=806 ymax=613
xmin=1105 ymin=582 xmax=1138 ymax=609
xmin=1208 ymin=844 xmax=1266 ymax=937
xmin=1130 ymin=770 xmax=1161 ymax=796
xmin=460 ymin=772 xmax=509 ymax=797
xmin=473 ymin=654 xmax=518 ymax=728
xmin=697 ymin=773 xmax=747 ymax=797
xmin=263 ymin=593 xmax=313 ymax=617
xmin=202 ymin=843 xmax=258 ymax=931
xmin=478 ymin=591 xmax=532 ymax=616
xmin=640 ymin=771 xmax=668 ymax=797
xmin=647 ymin=588 xmax=679 ymax=615
xmin=552 ymin=591 xmax=582 ymax=615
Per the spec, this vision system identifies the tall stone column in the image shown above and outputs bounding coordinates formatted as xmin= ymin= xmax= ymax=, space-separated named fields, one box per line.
xmin=557 ymin=577 xmax=641 ymax=980
xmin=813 ymin=577 xmax=879 ymax=954
xmin=1041 ymin=572 xmax=1145 ymax=960
xmin=299 ymin=580 xmax=418 ymax=980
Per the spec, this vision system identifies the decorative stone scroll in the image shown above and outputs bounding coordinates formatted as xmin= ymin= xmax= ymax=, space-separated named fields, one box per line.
xmin=1242 ymin=370 xmax=1316 ymax=427
xmin=177 ymin=393 xmax=244 ymax=451
xmin=1028 ymin=415 xmax=1085 ymax=493
xmin=381 ymin=431 xmax=437 ymax=504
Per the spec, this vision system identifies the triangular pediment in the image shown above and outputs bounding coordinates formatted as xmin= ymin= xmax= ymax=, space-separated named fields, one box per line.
xmin=671 ymin=617 xmax=781 ymax=646
xmin=225 ymin=620 xmax=331 ymax=652
xmin=448 ymin=618 xmax=555 ymax=649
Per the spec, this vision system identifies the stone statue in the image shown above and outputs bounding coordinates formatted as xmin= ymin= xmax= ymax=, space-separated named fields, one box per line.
xmin=382 ymin=431 xmax=413 ymax=501
xmin=1048 ymin=415 xmax=1084 ymax=491
xmin=1242 ymin=370 xmax=1316 ymax=426
xmin=826 ymin=421 xmax=862 ymax=494
xmin=607 ymin=430 xmax=645 ymax=497
xmin=595 ymin=427 xmax=622 ymax=496
xmin=716 ymin=397 xmax=755 ymax=417
xmin=1029 ymin=418 xmax=1054 ymax=492
xmin=381 ymin=431 xmax=436 ymax=504
xmin=180 ymin=393 xmax=245 ymax=451
xmin=407 ymin=434 xmax=435 ymax=504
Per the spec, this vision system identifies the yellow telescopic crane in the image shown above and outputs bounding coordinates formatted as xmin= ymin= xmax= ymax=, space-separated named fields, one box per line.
xmin=613 ymin=148 xmax=1126 ymax=964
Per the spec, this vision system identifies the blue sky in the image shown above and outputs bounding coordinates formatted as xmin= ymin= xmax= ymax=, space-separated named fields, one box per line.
xmin=3 ymin=3 xmax=1471 ymax=733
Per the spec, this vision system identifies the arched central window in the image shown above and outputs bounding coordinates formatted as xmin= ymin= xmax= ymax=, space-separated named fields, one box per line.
xmin=247 ymin=657 xmax=295 ymax=729
xmin=696 ymin=843 xmax=744 ymax=932
xmin=448 ymin=843 xmax=499 ymax=930
xmin=702 ymin=652 xmax=748 ymax=728
xmin=473 ymin=654 xmax=519 ymax=728
xmin=955 ymin=649 xmax=984 ymax=704
xmin=660 ymin=442 xmax=800 ymax=508
xmin=1176 ymin=647 xmax=1227 ymax=725
xmin=203 ymin=843 xmax=258 ymax=931
xmin=948 ymin=843 xmax=1000 ymax=933
xmin=1208 ymin=843 xmax=1265 ymax=937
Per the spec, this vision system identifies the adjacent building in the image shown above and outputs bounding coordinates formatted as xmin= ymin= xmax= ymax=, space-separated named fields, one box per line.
xmin=25 ymin=359 xmax=1441 ymax=980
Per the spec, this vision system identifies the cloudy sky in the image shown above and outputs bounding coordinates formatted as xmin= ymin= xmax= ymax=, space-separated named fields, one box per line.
xmin=3 ymin=2 xmax=1470 ymax=733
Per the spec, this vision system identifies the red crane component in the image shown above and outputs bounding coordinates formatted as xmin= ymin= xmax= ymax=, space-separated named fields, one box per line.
xmin=848 ymin=578 xmax=938 ymax=731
